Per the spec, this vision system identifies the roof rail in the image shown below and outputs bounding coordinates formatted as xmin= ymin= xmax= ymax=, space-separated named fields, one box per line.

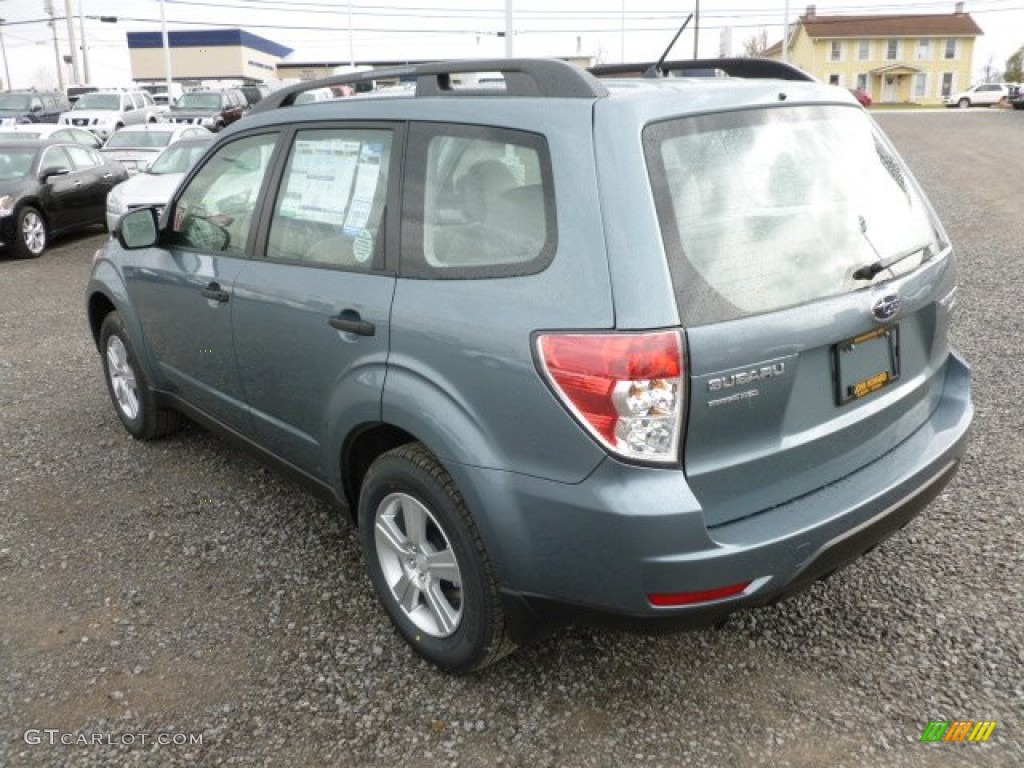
xmin=589 ymin=58 xmax=814 ymax=83
xmin=250 ymin=58 xmax=608 ymax=114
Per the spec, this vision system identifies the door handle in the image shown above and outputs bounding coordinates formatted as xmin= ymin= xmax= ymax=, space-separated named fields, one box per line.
xmin=200 ymin=282 xmax=230 ymax=303
xmin=73 ymin=179 xmax=82 ymax=187
xmin=103 ymin=173 xmax=113 ymax=179
xmin=329 ymin=309 xmax=375 ymax=336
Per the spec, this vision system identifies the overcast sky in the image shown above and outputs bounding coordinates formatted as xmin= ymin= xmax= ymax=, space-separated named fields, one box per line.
xmin=1 ymin=0 xmax=1021 ymax=90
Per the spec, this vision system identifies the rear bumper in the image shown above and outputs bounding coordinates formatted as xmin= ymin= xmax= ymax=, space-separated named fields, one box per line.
xmin=449 ymin=350 xmax=972 ymax=642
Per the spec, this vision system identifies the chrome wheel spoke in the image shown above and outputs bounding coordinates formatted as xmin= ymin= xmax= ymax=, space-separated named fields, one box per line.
xmin=400 ymin=498 xmax=428 ymax=550
xmin=425 ymin=549 xmax=461 ymax=585
xmin=394 ymin=572 xmax=420 ymax=613
xmin=424 ymin=581 xmax=459 ymax=635
xmin=374 ymin=513 xmax=411 ymax=559
xmin=106 ymin=343 xmax=126 ymax=374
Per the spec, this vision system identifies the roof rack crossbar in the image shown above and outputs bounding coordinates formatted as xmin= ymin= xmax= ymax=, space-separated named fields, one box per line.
xmin=590 ymin=58 xmax=815 ymax=83
xmin=250 ymin=58 xmax=608 ymax=114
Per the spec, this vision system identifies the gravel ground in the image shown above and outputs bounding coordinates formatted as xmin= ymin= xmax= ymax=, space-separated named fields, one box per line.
xmin=1 ymin=110 xmax=1021 ymax=767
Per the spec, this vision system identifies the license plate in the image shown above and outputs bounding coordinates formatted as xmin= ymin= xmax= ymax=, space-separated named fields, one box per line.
xmin=833 ymin=326 xmax=900 ymax=405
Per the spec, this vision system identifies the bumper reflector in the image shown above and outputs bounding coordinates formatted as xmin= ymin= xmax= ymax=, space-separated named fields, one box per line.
xmin=648 ymin=581 xmax=752 ymax=607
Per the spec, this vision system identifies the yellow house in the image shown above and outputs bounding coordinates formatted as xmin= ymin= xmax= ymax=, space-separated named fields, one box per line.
xmin=765 ymin=4 xmax=982 ymax=105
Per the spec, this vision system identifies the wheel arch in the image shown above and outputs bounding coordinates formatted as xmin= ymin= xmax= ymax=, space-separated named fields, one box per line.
xmin=341 ymin=422 xmax=418 ymax=518
xmin=16 ymin=197 xmax=48 ymax=228
xmin=87 ymin=290 xmax=117 ymax=348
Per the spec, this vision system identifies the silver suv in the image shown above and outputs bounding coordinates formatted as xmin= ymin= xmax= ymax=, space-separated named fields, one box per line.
xmin=60 ymin=89 xmax=162 ymax=139
xmin=87 ymin=59 xmax=972 ymax=673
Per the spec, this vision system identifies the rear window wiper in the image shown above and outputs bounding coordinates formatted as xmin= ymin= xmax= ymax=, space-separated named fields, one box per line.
xmin=852 ymin=215 xmax=932 ymax=281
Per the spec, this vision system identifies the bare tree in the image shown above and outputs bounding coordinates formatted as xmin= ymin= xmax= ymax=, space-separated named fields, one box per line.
xmin=1005 ymin=44 xmax=1024 ymax=83
xmin=981 ymin=54 xmax=1003 ymax=83
xmin=742 ymin=29 xmax=769 ymax=58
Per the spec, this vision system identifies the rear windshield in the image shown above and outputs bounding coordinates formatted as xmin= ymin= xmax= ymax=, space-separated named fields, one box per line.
xmin=149 ymin=142 xmax=210 ymax=174
xmin=176 ymin=93 xmax=222 ymax=110
xmin=0 ymin=94 xmax=31 ymax=111
xmin=644 ymin=105 xmax=944 ymax=325
xmin=105 ymin=130 xmax=176 ymax=149
xmin=74 ymin=93 xmax=122 ymax=110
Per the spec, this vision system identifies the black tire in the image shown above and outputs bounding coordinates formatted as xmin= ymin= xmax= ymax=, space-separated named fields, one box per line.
xmin=99 ymin=312 xmax=180 ymax=440
xmin=12 ymin=206 xmax=47 ymax=259
xmin=358 ymin=443 xmax=515 ymax=673
xmin=958 ymin=98 xmax=970 ymax=109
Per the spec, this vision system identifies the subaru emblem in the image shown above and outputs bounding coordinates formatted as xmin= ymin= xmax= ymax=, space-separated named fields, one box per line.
xmin=872 ymin=294 xmax=901 ymax=322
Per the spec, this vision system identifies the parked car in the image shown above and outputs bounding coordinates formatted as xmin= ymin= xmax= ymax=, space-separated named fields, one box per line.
xmin=849 ymin=86 xmax=872 ymax=107
xmin=293 ymin=87 xmax=336 ymax=105
xmin=66 ymin=84 xmax=101 ymax=105
xmin=1009 ymin=84 xmax=1024 ymax=110
xmin=86 ymin=59 xmax=972 ymax=672
xmin=239 ymin=84 xmax=271 ymax=108
xmin=0 ymin=90 xmax=70 ymax=124
xmin=167 ymin=89 xmax=248 ymax=131
xmin=140 ymin=82 xmax=185 ymax=109
xmin=59 ymin=90 xmax=162 ymax=140
xmin=101 ymin=123 xmax=211 ymax=175
xmin=943 ymin=82 xmax=1015 ymax=108
xmin=0 ymin=139 xmax=127 ymax=258
xmin=106 ymin=135 xmax=214 ymax=232
xmin=0 ymin=123 xmax=102 ymax=148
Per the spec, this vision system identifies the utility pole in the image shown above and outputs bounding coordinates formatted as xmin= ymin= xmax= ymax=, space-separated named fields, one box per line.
xmin=504 ymin=0 xmax=514 ymax=58
xmin=159 ymin=0 xmax=173 ymax=102
xmin=64 ymin=0 xmax=80 ymax=84
xmin=78 ymin=0 xmax=90 ymax=83
xmin=693 ymin=0 xmax=700 ymax=58
xmin=45 ymin=0 xmax=65 ymax=91
xmin=0 ymin=19 xmax=11 ymax=90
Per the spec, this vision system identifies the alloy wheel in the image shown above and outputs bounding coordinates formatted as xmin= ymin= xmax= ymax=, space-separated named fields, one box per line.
xmin=373 ymin=492 xmax=464 ymax=638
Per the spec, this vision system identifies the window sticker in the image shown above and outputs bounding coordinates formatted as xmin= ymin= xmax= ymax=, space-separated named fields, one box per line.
xmin=352 ymin=229 xmax=374 ymax=264
xmin=280 ymin=139 xmax=360 ymax=224
xmin=342 ymin=142 xmax=384 ymax=236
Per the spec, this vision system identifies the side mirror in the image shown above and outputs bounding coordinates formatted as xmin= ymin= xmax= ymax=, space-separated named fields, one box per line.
xmin=40 ymin=166 xmax=71 ymax=181
xmin=117 ymin=208 xmax=159 ymax=249
xmin=31 ymin=104 xmax=44 ymax=113
xmin=183 ymin=215 xmax=230 ymax=252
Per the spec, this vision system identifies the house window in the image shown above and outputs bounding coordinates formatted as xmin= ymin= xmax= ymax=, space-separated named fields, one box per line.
xmin=941 ymin=72 xmax=954 ymax=97
xmin=858 ymin=40 xmax=871 ymax=61
xmin=886 ymin=39 xmax=899 ymax=60
xmin=917 ymin=39 xmax=931 ymax=60
xmin=828 ymin=74 xmax=840 ymax=86
xmin=830 ymin=40 xmax=842 ymax=62
xmin=914 ymin=73 xmax=928 ymax=99
xmin=856 ymin=73 xmax=869 ymax=91
xmin=944 ymin=39 xmax=957 ymax=59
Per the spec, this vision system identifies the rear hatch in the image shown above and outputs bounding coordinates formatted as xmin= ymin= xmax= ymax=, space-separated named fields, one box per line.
xmin=643 ymin=105 xmax=956 ymax=527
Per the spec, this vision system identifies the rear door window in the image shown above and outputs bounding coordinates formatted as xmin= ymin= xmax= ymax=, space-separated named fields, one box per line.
xmin=644 ymin=105 xmax=944 ymax=325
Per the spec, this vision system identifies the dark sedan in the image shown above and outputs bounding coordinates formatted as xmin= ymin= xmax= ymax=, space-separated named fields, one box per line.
xmin=0 ymin=140 xmax=128 ymax=258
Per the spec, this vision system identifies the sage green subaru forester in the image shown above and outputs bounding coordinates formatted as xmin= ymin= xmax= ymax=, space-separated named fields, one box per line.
xmin=87 ymin=59 xmax=972 ymax=672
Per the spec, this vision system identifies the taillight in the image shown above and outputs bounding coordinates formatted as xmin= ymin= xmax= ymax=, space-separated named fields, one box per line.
xmin=537 ymin=330 xmax=685 ymax=464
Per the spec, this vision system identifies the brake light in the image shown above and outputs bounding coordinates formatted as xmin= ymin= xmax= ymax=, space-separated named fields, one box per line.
xmin=537 ymin=331 xmax=685 ymax=463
